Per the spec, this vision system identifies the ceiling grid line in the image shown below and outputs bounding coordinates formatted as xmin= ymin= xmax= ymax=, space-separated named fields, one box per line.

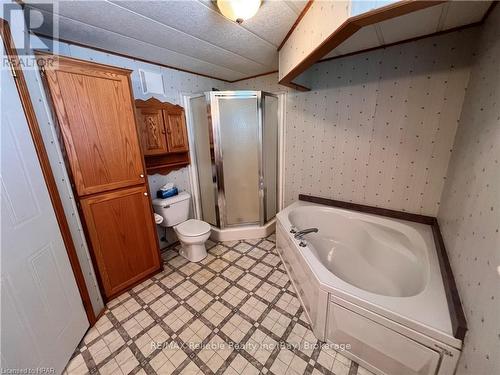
xmin=30 ymin=7 xmax=248 ymax=78
xmin=106 ymin=0 xmax=275 ymax=70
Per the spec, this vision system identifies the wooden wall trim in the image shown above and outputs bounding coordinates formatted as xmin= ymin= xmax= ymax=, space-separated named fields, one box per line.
xmin=0 ymin=19 xmax=98 ymax=324
xmin=32 ymin=31 xmax=234 ymax=83
xmin=481 ymin=0 xmax=498 ymax=23
xmin=431 ymin=221 xmax=468 ymax=340
xmin=35 ymin=50 xmax=135 ymax=78
xmin=278 ymin=0 xmax=445 ymax=89
xmin=298 ymin=194 xmax=468 ymax=340
xmin=277 ymin=0 xmax=314 ymax=51
xmin=230 ymin=70 xmax=278 ymax=83
xmin=32 ymin=31 xmax=285 ymax=85
xmin=279 ymin=80 xmax=311 ymax=92
xmin=298 ymin=194 xmax=436 ymax=224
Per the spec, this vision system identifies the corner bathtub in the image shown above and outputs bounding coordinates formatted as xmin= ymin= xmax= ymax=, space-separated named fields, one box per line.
xmin=276 ymin=201 xmax=462 ymax=375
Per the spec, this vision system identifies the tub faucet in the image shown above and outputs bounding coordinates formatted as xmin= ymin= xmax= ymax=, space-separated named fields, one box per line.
xmin=294 ymin=228 xmax=318 ymax=239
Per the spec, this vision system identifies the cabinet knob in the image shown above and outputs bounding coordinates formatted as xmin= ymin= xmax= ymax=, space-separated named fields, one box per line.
xmin=144 ymin=192 xmax=148 ymax=196
xmin=140 ymin=174 xmax=144 ymax=178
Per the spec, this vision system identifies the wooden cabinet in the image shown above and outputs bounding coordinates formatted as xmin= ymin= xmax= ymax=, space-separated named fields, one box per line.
xmin=136 ymin=107 xmax=169 ymax=155
xmin=163 ymin=109 xmax=189 ymax=153
xmin=135 ymin=98 xmax=190 ymax=174
xmin=38 ymin=53 xmax=161 ymax=300
xmin=80 ymin=186 xmax=161 ymax=298
xmin=40 ymin=56 xmax=146 ymax=196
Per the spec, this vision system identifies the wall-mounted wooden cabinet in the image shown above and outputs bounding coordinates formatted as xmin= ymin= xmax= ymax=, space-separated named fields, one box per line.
xmin=136 ymin=107 xmax=169 ymax=155
xmin=135 ymin=98 xmax=190 ymax=174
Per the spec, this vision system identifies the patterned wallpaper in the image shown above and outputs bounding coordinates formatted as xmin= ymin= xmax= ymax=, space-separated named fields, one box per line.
xmin=438 ymin=7 xmax=500 ymax=375
xmin=238 ymin=28 xmax=478 ymax=216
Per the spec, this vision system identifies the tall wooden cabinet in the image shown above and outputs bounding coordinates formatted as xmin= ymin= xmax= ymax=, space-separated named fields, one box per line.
xmin=135 ymin=98 xmax=190 ymax=174
xmin=38 ymin=53 xmax=161 ymax=300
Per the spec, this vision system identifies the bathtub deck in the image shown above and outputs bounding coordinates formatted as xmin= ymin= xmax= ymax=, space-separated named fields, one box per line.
xmin=64 ymin=235 xmax=375 ymax=375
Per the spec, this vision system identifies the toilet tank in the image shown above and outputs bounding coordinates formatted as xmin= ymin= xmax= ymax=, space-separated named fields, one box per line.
xmin=152 ymin=192 xmax=191 ymax=227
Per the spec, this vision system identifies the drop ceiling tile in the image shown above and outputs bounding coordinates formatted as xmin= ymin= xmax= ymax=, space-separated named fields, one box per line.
xmin=242 ymin=1 xmax=298 ymax=46
xmin=34 ymin=9 xmax=246 ymax=81
xmin=28 ymin=1 xmax=273 ymax=75
xmin=110 ymin=0 xmax=278 ymax=66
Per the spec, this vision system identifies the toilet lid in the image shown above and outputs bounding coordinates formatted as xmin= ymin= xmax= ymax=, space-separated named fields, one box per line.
xmin=176 ymin=219 xmax=211 ymax=237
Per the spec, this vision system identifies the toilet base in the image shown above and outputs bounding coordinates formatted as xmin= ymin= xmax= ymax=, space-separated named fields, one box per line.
xmin=179 ymin=243 xmax=207 ymax=262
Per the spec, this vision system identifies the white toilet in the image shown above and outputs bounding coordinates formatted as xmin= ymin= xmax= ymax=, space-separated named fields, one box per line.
xmin=152 ymin=192 xmax=211 ymax=262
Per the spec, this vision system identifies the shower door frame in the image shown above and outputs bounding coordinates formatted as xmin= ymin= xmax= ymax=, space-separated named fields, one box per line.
xmin=261 ymin=91 xmax=280 ymax=224
xmin=186 ymin=90 xmax=284 ymax=229
xmin=209 ymin=91 xmax=279 ymax=229
xmin=184 ymin=92 xmax=221 ymax=227
xmin=210 ymin=91 xmax=261 ymax=228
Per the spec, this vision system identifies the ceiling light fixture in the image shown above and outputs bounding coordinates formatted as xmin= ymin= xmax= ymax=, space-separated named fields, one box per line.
xmin=216 ymin=0 xmax=262 ymax=24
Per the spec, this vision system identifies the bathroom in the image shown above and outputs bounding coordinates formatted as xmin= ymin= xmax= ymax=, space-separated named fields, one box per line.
xmin=0 ymin=1 xmax=498 ymax=375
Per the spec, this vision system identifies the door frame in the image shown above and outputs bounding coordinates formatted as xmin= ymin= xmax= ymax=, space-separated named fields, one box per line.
xmin=1 ymin=19 xmax=97 ymax=324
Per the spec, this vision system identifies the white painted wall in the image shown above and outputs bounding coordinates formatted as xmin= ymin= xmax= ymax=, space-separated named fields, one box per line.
xmin=437 ymin=7 xmax=500 ymax=375
xmin=236 ymin=28 xmax=478 ymax=216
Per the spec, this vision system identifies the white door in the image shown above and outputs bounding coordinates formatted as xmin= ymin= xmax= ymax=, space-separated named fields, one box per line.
xmin=1 ymin=41 xmax=88 ymax=373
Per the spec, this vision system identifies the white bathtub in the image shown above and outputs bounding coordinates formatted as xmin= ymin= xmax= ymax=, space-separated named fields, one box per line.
xmin=276 ymin=201 xmax=463 ymax=375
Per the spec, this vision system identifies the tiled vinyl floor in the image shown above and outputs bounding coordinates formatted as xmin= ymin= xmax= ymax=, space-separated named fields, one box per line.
xmin=65 ymin=235 xmax=375 ymax=375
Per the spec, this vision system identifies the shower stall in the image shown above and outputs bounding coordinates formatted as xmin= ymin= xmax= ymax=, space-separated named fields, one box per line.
xmin=186 ymin=91 xmax=280 ymax=237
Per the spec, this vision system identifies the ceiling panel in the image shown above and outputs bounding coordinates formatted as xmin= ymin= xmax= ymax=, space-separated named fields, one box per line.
xmin=26 ymin=0 xmax=306 ymax=81
xmin=33 ymin=8 xmax=247 ymax=81
xmin=232 ymin=1 xmax=299 ymax=47
xmin=110 ymin=0 xmax=278 ymax=65
xmin=29 ymin=1 xmax=273 ymax=75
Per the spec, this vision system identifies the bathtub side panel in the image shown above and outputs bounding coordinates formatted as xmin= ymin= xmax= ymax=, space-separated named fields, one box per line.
xmin=276 ymin=222 xmax=327 ymax=340
xmin=326 ymin=302 xmax=445 ymax=375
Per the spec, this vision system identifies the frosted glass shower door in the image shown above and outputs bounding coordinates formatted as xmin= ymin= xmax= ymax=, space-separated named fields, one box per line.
xmin=262 ymin=93 xmax=279 ymax=221
xmin=216 ymin=95 xmax=260 ymax=226
xmin=189 ymin=95 xmax=217 ymax=226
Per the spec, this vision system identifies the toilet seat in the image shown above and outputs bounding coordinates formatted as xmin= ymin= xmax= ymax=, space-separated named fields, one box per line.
xmin=175 ymin=219 xmax=210 ymax=237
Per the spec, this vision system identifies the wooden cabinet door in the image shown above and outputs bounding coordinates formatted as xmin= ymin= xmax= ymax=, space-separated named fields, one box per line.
xmin=40 ymin=55 xmax=145 ymax=196
xmin=163 ymin=109 xmax=189 ymax=153
xmin=136 ymin=107 xmax=168 ymax=155
xmin=80 ymin=186 xmax=161 ymax=299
